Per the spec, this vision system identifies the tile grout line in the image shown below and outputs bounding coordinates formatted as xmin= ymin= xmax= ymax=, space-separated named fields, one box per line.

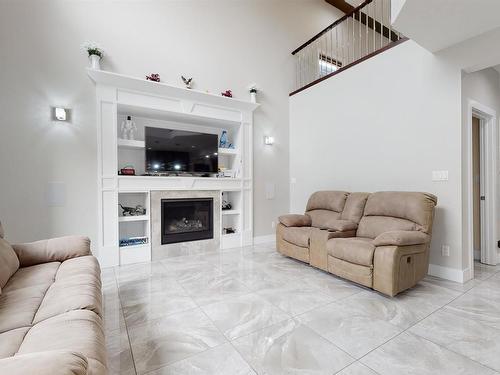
xmin=355 ymin=274 xmax=499 ymax=372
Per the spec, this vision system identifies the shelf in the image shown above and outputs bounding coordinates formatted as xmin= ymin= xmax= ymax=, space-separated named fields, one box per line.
xmin=218 ymin=148 xmax=239 ymax=155
xmin=222 ymin=210 xmax=240 ymax=216
xmin=118 ymin=139 xmax=145 ymax=149
xmin=222 ymin=232 xmax=239 ymax=238
xmin=119 ymin=215 xmax=149 ymax=222
xmin=119 ymin=243 xmax=149 ymax=250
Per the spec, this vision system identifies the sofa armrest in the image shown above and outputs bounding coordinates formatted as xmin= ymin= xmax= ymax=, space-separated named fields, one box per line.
xmin=278 ymin=214 xmax=311 ymax=227
xmin=0 ymin=351 xmax=88 ymax=375
xmin=12 ymin=236 xmax=91 ymax=267
xmin=321 ymin=219 xmax=358 ymax=232
xmin=373 ymin=244 xmax=428 ymax=296
xmin=373 ymin=231 xmax=430 ymax=247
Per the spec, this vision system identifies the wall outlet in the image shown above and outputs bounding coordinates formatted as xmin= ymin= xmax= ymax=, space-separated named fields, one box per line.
xmin=271 ymin=221 xmax=276 ymax=229
xmin=441 ymin=245 xmax=450 ymax=257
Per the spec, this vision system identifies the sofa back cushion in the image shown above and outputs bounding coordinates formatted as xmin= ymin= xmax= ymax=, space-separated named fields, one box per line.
xmin=357 ymin=192 xmax=437 ymax=239
xmin=0 ymin=238 xmax=20 ymax=289
xmin=306 ymin=191 xmax=349 ymax=228
xmin=341 ymin=192 xmax=370 ymax=223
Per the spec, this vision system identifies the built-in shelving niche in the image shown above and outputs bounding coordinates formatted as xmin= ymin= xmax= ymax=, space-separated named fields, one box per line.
xmin=118 ymin=192 xmax=151 ymax=264
xmin=117 ymin=105 xmax=241 ymax=178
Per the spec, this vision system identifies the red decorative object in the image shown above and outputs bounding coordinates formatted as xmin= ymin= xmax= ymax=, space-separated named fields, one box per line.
xmin=221 ymin=90 xmax=233 ymax=98
xmin=120 ymin=167 xmax=136 ymax=175
xmin=146 ymin=73 xmax=160 ymax=82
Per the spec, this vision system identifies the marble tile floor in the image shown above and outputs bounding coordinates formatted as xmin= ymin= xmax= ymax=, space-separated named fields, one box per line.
xmin=102 ymin=243 xmax=500 ymax=375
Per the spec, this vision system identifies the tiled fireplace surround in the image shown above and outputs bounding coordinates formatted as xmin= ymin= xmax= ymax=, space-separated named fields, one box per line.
xmin=151 ymin=190 xmax=221 ymax=260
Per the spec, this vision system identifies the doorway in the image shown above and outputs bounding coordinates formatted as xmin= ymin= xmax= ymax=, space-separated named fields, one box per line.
xmin=471 ymin=116 xmax=483 ymax=261
xmin=466 ymin=100 xmax=498 ymax=280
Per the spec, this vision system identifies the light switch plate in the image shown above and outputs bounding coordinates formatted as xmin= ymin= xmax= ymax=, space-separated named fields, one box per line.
xmin=265 ymin=183 xmax=275 ymax=200
xmin=441 ymin=245 xmax=450 ymax=257
xmin=432 ymin=170 xmax=449 ymax=181
xmin=46 ymin=182 xmax=66 ymax=207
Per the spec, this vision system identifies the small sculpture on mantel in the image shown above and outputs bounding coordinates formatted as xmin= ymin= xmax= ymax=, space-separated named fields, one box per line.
xmin=146 ymin=73 xmax=160 ymax=82
xmin=181 ymin=76 xmax=193 ymax=89
xmin=221 ymin=90 xmax=233 ymax=98
xmin=120 ymin=116 xmax=137 ymax=140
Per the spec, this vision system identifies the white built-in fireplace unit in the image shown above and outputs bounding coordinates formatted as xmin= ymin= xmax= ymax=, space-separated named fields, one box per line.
xmin=88 ymin=69 xmax=258 ymax=267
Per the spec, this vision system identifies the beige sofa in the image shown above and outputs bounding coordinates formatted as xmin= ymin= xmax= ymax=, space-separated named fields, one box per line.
xmin=0 ymin=221 xmax=106 ymax=375
xmin=277 ymin=191 xmax=437 ymax=296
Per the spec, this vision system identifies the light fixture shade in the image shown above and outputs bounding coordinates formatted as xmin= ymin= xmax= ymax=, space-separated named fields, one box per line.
xmin=54 ymin=107 xmax=67 ymax=121
xmin=264 ymin=136 xmax=274 ymax=145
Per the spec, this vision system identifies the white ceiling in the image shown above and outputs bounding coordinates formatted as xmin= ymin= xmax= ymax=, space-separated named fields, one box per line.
xmin=392 ymin=0 xmax=500 ymax=52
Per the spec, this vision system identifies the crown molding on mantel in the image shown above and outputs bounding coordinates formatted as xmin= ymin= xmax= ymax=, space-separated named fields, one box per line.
xmin=87 ymin=69 xmax=260 ymax=113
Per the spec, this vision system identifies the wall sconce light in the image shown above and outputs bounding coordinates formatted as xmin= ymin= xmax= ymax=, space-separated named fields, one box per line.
xmin=53 ymin=107 xmax=69 ymax=122
xmin=264 ymin=136 xmax=274 ymax=145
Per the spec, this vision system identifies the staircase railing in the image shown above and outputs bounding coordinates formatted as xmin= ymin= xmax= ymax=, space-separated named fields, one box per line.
xmin=291 ymin=0 xmax=407 ymax=95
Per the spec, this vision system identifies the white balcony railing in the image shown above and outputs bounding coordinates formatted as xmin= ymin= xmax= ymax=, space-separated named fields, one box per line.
xmin=291 ymin=0 xmax=405 ymax=94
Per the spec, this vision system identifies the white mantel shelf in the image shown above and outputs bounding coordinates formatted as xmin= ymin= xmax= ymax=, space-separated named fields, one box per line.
xmin=87 ymin=69 xmax=259 ymax=113
xmin=89 ymin=68 xmax=257 ymax=268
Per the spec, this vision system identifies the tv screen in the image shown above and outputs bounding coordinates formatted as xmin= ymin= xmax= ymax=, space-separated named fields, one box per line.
xmin=145 ymin=127 xmax=218 ymax=174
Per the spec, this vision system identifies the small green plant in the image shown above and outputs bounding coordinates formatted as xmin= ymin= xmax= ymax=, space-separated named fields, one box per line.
xmin=81 ymin=41 xmax=104 ymax=58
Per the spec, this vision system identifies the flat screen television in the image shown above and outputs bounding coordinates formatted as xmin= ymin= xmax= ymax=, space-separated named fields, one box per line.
xmin=145 ymin=127 xmax=218 ymax=174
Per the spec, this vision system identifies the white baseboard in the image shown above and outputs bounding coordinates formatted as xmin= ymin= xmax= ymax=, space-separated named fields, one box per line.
xmin=428 ymin=263 xmax=468 ymax=283
xmin=253 ymin=234 xmax=275 ymax=245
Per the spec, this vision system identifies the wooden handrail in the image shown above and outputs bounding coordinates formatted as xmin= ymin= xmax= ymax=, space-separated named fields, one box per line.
xmin=292 ymin=0 xmax=373 ymax=55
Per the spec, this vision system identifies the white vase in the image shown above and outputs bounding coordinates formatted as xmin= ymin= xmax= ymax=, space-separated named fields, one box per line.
xmin=89 ymin=54 xmax=101 ymax=70
xmin=250 ymin=92 xmax=257 ymax=103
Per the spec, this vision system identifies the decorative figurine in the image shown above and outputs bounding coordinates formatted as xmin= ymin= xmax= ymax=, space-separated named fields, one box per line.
xmin=181 ymin=76 xmax=193 ymax=89
xmin=221 ymin=199 xmax=232 ymax=210
xmin=120 ymin=116 xmax=137 ymax=140
xmin=146 ymin=73 xmax=160 ymax=82
xmin=221 ymin=90 xmax=233 ymax=98
xmin=248 ymin=84 xmax=258 ymax=103
xmin=118 ymin=203 xmax=146 ymax=216
xmin=119 ymin=204 xmax=146 ymax=216
xmin=219 ymin=130 xmax=228 ymax=148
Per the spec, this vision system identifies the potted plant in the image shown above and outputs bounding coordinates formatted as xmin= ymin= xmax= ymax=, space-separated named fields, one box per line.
xmin=248 ymin=84 xmax=258 ymax=103
xmin=82 ymin=42 xmax=104 ymax=70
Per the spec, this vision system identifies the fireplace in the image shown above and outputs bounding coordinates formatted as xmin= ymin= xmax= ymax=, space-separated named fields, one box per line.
xmin=161 ymin=198 xmax=214 ymax=245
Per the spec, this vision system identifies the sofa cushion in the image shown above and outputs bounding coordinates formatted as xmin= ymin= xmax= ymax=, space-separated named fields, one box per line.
xmin=3 ymin=262 xmax=60 ymax=293
xmin=18 ymin=309 xmax=106 ymax=373
xmin=56 ymin=256 xmax=101 ymax=284
xmin=306 ymin=191 xmax=349 ymax=212
xmin=341 ymin=192 xmax=370 ymax=223
xmin=306 ymin=209 xmax=342 ymax=229
xmin=0 ymin=351 xmax=89 ymax=375
xmin=34 ymin=273 xmax=103 ymax=324
xmin=283 ymin=227 xmax=312 ymax=248
xmin=0 ymin=284 xmax=49 ymax=333
xmin=278 ymin=214 xmax=312 ymax=228
xmin=373 ymin=230 xmax=431 ymax=247
xmin=0 ymin=327 xmax=30 ymax=359
xmin=362 ymin=192 xmax=437 ymax=233
xmin=328 ymin=237 xmax=375 ymax=267
xmin=0 ymin=238 xmax=20 ymax=289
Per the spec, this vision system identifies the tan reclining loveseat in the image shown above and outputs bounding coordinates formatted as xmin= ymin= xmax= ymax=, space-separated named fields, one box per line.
xmin=277 ymin=191 xmax=437 ymax=296
xmin=0 ymin=221 xmax=106 ymax=374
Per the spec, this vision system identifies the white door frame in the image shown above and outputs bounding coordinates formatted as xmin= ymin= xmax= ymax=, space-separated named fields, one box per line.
xmin=466 ymin=99 xmax=498 ymax=280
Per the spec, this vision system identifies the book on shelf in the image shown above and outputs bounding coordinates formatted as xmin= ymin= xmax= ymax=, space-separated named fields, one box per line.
xmin=119 ymin=236 xmax=148 ymax=247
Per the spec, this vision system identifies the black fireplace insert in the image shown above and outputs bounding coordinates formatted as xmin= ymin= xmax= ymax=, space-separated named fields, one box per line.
xmin=161 ymin=198 xmax=214 ymax=245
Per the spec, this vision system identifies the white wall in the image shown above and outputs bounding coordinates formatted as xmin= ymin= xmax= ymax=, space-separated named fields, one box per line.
xmin=461 ymin=68 xmax=500 ymax=270
xmin=0 ymin=0 xmax=341 ymax=247
xmin=290 ymin=40 xmax=465 ymax=276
